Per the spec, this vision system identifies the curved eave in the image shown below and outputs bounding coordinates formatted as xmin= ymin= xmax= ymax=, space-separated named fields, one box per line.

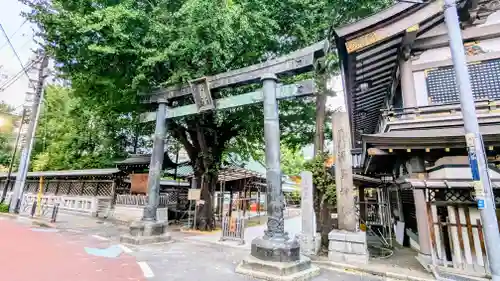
xmin=335 ymin=2 xmax=418 ymax=39
xmin=332 ymin=1 xmax=445 ymax=147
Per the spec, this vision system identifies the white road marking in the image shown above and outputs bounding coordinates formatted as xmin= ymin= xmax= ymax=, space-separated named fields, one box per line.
xmin=138 ymin=261 xmax=155 ymax=278
xmin=91 ymin=234 xmax=109 ymax=241
xmin=119 ymin=244 xmax=133 ymax=253
xmin=67 ymin=229 xmax=82 ymax=233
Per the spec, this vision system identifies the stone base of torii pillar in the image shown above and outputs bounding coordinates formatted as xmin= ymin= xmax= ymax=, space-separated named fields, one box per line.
xmin=236 ymin=236 xmax=320 ymax=281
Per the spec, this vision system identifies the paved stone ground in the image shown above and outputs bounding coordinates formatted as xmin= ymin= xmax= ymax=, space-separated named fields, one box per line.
xmin=42 ymin=213 xmax=392 ymax=281
xmin=128 ymin=238 xmax=389 ymax=281
xmin=0 ymin=216 xmax=144 ymax=281
xmin=186 ymin=214 xmax=303 ymax=249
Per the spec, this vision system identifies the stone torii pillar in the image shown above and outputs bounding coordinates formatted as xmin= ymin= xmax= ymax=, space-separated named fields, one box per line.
xmin=120 ymin=99 xmax=171 ymax=245
xmin=235 ymin=74 xmax=320 ymax=281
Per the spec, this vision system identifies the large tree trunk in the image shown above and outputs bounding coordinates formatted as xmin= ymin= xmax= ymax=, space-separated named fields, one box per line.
xmin=194 ymin=170 xmax=217 ymax=231
xmin=313 ymin=91 xmax=327 ymax=234
xmin=313 ymin=83 xmax=333 ymax=252
xmin=168 ymin=113 xmax=237 ymax=232
xmin=314 ymin=92 xmax=326 ymax=155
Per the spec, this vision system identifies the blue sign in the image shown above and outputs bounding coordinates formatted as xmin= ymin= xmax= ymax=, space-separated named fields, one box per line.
xmin=478 ymin=199 xmax=485 ymax=209
xmin=468 ymin=151 xmax=481 ymax=181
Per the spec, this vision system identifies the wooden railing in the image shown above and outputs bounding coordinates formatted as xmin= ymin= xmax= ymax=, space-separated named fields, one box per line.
xmin=380 ymin=99 xmax=500 ymax=132
xmin=3 ymin=192 xmax=111 ymax=217
xmin=115 ymin=194 xmax=172 ymax=207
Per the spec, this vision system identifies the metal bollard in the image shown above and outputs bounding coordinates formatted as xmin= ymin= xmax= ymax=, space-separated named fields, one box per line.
xmin=30 ymin=201 xmax=37 ymax=217
xmin=50 ymin=203 xmax=59 ymax=223
xmin=14 ymin=198 xmax=21 ymax=214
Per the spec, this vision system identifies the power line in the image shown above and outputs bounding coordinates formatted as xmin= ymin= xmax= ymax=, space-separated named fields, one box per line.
xmin=0 ymin=58 xmax=38 ymax=91
xmin=0 ymin=22 xmax=34 ymax=89
xmin=0 ymin=19 xmax=27 ymax=51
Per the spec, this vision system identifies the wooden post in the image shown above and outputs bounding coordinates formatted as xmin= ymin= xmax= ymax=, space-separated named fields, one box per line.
xmin=80 ymin=181 xmax=86 ymax=195
xmin=94 ymin=183 xmax=100 ymax=197
xmin=332 ymin=111 xmax=357 ymax=232
xmin=54 ymin=181 xmax=60 ymax=195
xmin=229 ymin=190 xmax=233 ymax=218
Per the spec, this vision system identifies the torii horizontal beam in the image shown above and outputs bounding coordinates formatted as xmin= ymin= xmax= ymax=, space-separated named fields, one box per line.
xmin=142 ymin=40 xmax=327 ymax=103
xmin=140 ymin=79 xmax=316 ymax=122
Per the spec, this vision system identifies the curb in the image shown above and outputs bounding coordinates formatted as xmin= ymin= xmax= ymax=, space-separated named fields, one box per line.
xmin=312 ymin=260 xmax=436 ymax=281
xmin=0 ymin=212 xmax=17 ymax=219
xmin=0 ymin=213 xmax=56 ymax=228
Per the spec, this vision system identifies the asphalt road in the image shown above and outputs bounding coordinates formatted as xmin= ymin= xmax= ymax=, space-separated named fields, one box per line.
xmin=0 ymin=217 xmax=144 ymax=281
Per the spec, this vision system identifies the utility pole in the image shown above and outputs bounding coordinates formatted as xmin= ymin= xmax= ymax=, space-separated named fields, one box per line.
xmin=443 ymin=0 xmax=500 ymax=279
xmin=9 ymin=53 xmax=49 ymax=213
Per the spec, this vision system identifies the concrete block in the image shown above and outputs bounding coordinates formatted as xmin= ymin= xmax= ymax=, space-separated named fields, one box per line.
xmin=350 ymin=242 xmax=368 ymax=255
xmin=328 ymin=241 xmax=347 ymax=252
xmin=328 ymin=230 xmax=347 ymax=241
xmin=328 ymin=230 xmax=368 ymax=265
xmin=345 ymin=231 xmax=366 ymax=244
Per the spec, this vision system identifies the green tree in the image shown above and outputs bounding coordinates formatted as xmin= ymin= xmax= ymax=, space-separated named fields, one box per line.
xmin=23 ymin=0 xmax=391 ymax=230
xmin=304 ymin=153 xmax=336 ymax=249
xmin=31 ymin=85 xmax=148 ymax=171
xmin=0 ymin=102 xmax=17 ymax=171
xmin=251 ymin=144 xmax=306 ymax=176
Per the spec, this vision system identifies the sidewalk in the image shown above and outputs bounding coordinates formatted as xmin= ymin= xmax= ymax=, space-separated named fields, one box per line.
xmin=0 ymin=217 xmax=145 ymax=281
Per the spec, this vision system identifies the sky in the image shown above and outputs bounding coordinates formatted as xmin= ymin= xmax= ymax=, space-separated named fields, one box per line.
xmin=0 ymin=0 xmax=38 ymax=112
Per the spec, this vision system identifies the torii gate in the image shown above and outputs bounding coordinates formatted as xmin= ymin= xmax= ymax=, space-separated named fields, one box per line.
xmin=121 ymin=40 xmax=344 ymax=280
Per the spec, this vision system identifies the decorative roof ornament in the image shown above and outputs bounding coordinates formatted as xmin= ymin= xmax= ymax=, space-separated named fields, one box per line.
xmin=461 ymin=0 xmax=500 ymax=26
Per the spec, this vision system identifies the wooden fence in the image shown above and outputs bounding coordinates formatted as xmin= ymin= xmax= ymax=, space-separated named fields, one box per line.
xmin=426 ymin=188 xmax=499 ymax=278
xmin=0 ymin=179 xmax=114 ymax=197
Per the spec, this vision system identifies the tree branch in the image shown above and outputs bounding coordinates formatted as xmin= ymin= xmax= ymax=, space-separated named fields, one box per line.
xmin=167 ymin=119 xmax=197 ymax=161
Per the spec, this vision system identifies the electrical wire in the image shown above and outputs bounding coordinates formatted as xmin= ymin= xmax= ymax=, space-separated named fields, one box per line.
xmin=0 ymin=22 xmax=35 ymax=89
xmin=0 ymin=58 xmax=38 ymax=91
xmin=0 ymin=19 xmax=27 ymax=51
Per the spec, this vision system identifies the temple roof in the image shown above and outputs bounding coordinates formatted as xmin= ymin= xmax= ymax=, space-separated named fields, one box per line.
xmin=0 ymin=168 xmax=122 ymax=179
xmin=115 ymin=153 xmax=184 ymax=171
xmin=332 ymin=1 xmax=446 ymax=146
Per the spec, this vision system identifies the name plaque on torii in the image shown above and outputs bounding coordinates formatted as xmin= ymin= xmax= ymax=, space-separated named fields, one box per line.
xmin=189 ymin=77 xmax=215 ymax=112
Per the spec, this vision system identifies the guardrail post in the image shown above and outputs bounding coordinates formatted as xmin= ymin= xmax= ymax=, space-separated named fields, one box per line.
xmin=30 ymin=201 xmax=37 ymax=217
xmin=50 ymin=203 xmax=59 ymax=223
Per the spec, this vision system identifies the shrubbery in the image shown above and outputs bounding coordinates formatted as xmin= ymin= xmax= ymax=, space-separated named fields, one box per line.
xmin=0 ymin=203 xmax=9 ymax=213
